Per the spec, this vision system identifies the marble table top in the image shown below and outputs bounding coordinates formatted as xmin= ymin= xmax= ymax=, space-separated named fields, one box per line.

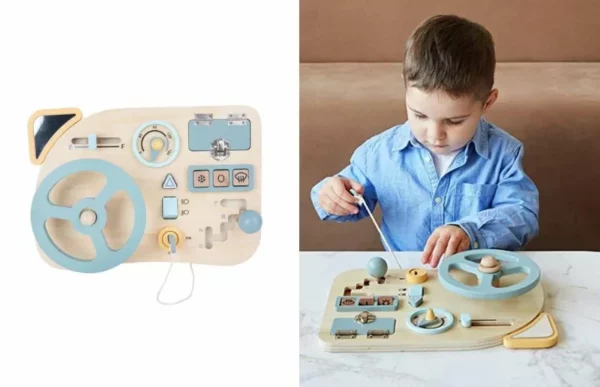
xmin=299 ymin=251 xmax=600 ymax=387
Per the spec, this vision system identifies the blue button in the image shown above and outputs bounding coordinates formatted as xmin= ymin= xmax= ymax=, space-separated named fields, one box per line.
xmin=162 ymin=197 xmax=178 ymax=219
xmin=88 ymin=134 xmax=97 ymax=149
xmin=238 ymin=210 xmax=262 ymax=233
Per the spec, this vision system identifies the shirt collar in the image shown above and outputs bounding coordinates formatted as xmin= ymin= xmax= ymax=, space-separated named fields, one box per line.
xmin=392 ymin=118 xmax=490 ymax=159
xmin=391 ymin=122 xmax=421 ymax=151
xmin=469 ymin=118 xmax=490 ymax=159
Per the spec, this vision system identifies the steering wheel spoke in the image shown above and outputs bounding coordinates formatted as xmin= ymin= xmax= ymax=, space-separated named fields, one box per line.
xmin=478 ymin=273 xmax=496 ymax=290
xmin=90 ymin=229 xmax=112 ymax=258
xmin=500 ymin=262 xmax=524 ymax=276
xmin=45 ymin=204 xmax=77 ymax=221
xmin=456 ymin=258 xmax=481 ymax=275
xmin=96 ymin=180 xmax=122 ymax=206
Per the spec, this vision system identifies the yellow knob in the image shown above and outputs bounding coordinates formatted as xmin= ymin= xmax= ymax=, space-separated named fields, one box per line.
xmin=425 ymin=309 xmax=436 ymax=321
xmin=406 ymin=268 xmax=428 ymax=284
xmin=157 ymin=227 xmax=183 ymax=251
xmin=151 ymin=138 xmax=164 ymax=150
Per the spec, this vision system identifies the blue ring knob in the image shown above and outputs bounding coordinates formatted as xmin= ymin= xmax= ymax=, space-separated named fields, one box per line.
xmin=238 ymin=210 xmax=262 ymax=234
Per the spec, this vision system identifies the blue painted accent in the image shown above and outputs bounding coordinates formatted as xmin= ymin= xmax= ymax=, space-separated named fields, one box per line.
xmin=408 ymin=295 xmax=423 ymax=307
xmin=460 ymin=313 xmax=472 ymax=328
xmin=168 ymin=234 xmax=176 ymax=254
xmin=239 ymin=210 xmax=262 ymax=234
xmin=335 ymin=296 xmax=399 ymax=312
xmin=149 ymin=136 xmax=164 ymax=162
xmin=162 ymin=196 xmax=178 ymax=219
xmin=407 ymin=308 xmax=454 ymax=335
xmin=367 ymin=256 xmax=388 ymax=278
xmin=88 ymin=134 xmax=97 ymax=149
xmin=132 ymin=120 xmax=179 ymax=168
xmin=408 ymin=285 xmax=423 ymax=297
xmin=330 ymin=317 xmax=396 ymax=336
xmin=188 ymin=118 xmax=251 ymax=151
xmin=30 ymin=159 xmax=146 ymax=273
xmin=162 ymin=173 xmax=177 ymax=189
xmin=437 ymin=249 xmax=541 ymax=300
xmin=187 ymin=164 xmax=254 ymax=192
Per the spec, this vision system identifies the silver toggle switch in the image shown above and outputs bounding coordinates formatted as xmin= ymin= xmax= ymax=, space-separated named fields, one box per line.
xmin=211 ymin=138 xmax=230 ymax=161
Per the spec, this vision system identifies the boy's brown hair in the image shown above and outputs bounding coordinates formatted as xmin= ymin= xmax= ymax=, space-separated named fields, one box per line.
xmin=403 ymin=15 xmax=495 ymax=102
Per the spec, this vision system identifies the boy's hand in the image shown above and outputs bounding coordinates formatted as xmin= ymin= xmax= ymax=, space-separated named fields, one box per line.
xmin=318 ymin=176 xmax=364 ymax=216
xmin=421 ymin=225 xmax=470 ymax=268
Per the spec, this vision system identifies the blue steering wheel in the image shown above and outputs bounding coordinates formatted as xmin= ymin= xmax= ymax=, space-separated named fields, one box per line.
xmin=30 ymin=159 xmax=146 ymax=273
xmin=437 ymin=249 xmax=541 ymax=300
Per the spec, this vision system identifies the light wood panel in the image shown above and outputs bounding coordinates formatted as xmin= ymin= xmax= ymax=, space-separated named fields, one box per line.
xmin=318 ymin=267 xmax=545 ymax=352
xmin=31 ymin=106 xmax=261 ymax=268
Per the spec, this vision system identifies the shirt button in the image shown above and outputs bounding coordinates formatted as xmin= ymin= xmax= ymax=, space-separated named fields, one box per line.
xmin=424 ymin=156 xmax=431 ymax=162
xmin=435 ymin=197 xmax=442 ymax=204
xmin=474 ymin=242 xmax=479 ymax=248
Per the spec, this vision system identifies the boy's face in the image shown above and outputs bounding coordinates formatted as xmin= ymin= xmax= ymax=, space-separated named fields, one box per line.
xmin=405 ymin=86 xmax=497 ymax=155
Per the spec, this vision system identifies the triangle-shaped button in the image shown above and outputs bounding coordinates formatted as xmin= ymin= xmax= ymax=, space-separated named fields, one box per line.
xmin=162 ymin=173 xmax=177 ymax=189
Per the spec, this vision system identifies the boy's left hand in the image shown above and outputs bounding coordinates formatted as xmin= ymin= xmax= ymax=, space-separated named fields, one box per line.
xmin=421 ymin=225 xmax=470 ymax=268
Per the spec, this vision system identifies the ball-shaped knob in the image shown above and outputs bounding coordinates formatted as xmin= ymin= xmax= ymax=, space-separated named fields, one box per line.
xmin=480 ymin=256 xmax=498 ymax=268
xmin=367 ymin=256 xmax=388 ymax=278
xmin=238 ymin=210 xmax=262 ymax=234
xmin=479 ymin=255 xmax=501 ymax=273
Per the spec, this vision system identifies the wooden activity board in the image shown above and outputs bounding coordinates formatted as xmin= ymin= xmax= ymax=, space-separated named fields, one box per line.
xmin=318 ymin=250 xmax=558 ymax=352
xmin=28 ymin=106 xmax=262 ymax=273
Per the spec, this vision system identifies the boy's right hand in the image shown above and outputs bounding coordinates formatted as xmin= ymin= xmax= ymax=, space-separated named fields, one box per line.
xmin=317 ymin=176 xmax=364 ymax=216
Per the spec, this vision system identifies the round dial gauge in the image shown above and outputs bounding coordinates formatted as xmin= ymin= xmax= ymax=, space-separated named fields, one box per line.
xmin=132 ymin=121 xmax=179 ymax=167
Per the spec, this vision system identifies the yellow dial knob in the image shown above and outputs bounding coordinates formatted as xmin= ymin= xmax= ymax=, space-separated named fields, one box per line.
xmin=151 ymin=138 xmax=164 ymax=150
xmin=406 ymin=268 xmax=428 ymax=284
xmin=157 ymin=227 xmax=183 ymax=251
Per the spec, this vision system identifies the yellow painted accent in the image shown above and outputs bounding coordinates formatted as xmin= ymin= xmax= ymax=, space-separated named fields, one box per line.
xmin=28 ymin=108 xmax=82 ymax=165
xmin=151 ymin=138 xmax=164 ymax=150
xmin=503 ymin=312 xmax=558 ymax=349
xmin=406 ymin=268 xmax=428 ymax=284
xmin=425 ymin=309 xmax=435 ymax=321
xmin=157 ymin=227 xmax=184 ymax=251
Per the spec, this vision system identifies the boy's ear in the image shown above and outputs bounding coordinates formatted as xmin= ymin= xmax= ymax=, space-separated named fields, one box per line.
xmin=482 ymin=89 xmax=498 ymax=113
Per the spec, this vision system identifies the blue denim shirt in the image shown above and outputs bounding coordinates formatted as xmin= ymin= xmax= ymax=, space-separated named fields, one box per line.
xmin=310 ymin=118 xmax=539 ymax=251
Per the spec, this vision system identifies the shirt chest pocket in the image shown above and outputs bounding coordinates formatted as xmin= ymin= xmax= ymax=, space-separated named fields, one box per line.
xmin=453 ymin=183 xmax=497 ymax=220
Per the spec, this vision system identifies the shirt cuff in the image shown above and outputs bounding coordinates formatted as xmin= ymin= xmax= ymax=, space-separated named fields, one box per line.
xmin=314 ymin=202 xmax=331 ymax=220
xmin=447 ymin=221 xmax=483 ymax=249
xmin=311 ymin=177 xmax=333 ymax=220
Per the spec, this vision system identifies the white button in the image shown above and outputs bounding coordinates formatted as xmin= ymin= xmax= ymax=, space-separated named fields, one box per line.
xmin=424 ymin=156 xmax=431 ymax=162
xmin=474 ymin=242 xmax=479 ymax=248
xmin=435 ymin=197 xmax=442 ymax=204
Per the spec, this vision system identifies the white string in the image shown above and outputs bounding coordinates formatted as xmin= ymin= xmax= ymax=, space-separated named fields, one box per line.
xmin=352 ymin=190 xmax=402 ymax=269
xmin=156 ymin=252 xmax=195 ymax=306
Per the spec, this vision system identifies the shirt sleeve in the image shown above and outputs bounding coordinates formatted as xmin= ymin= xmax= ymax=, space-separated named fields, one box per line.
xmin=310 ymin=140 xmax=378 ymax=222
xmin=448 ymin=144 xmax=540 ymax=250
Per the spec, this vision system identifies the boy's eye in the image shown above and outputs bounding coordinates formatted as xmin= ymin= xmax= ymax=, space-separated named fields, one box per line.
xmin=447 ymin=120 xmax=465 ymax=126
xmin=415 ymin=114 xmax=426 ymax=119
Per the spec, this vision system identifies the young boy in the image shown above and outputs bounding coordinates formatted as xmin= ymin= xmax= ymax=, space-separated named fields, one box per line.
xmin=310 ymin=14 xmax=539 ymax=268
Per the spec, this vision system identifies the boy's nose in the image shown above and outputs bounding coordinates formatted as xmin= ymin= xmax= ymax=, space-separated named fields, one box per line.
xmin=427 ymin=124 xmax=446 ymax=143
